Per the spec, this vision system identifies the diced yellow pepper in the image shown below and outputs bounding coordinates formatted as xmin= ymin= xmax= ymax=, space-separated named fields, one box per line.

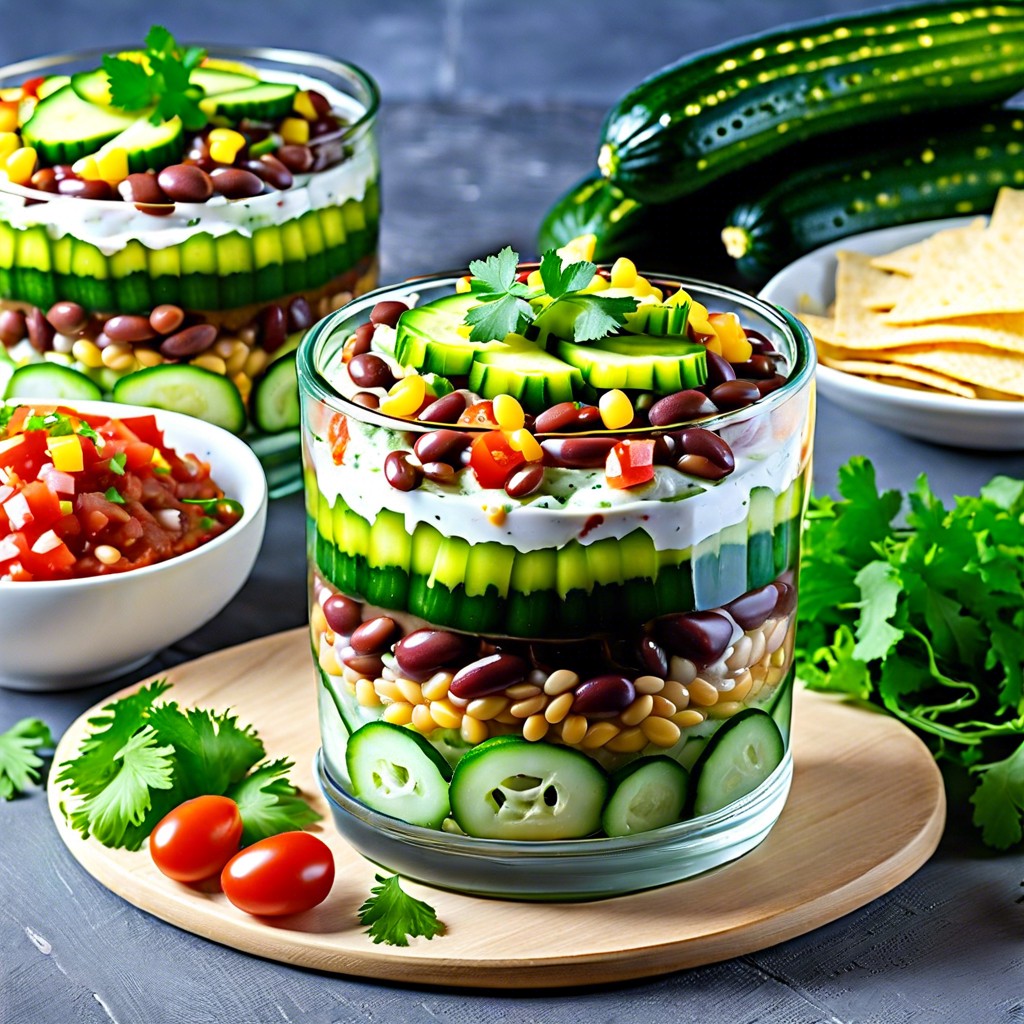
xmin=95 ymin=147 xmax=128 ymax=185
xmin=59 ymin=500 xmax=73 ymax=516
xmin=293 ymin=90 xmax=319 ymax=121
xmin=47 ymin=433 xmax=84 ymax=473
xmin=151 ymin=449 xmax=171 ymax=473
xmin=708 ymin=311 xmax=753 ymax=363
xmin=609 ymin=257 xmax=637 ymax=288
xmin=687 ymin=298 xmax=716 ymax=337
xmin=0 ymin=103 xmax=18 ymax=133
xmin=208 ymin=127 xmax=246 ymax=164
xmin=556 ymin=233 xmax=596 ymax=263
xmin=280 ymin=117 xmax=310 ymax=145
xmin=0 ymin=132 xmax=20 ymax=163
xmin=5 ymin=146 xmax=37 ymax=186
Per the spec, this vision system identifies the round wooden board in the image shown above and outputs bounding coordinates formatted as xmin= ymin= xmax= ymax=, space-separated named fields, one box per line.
xmin=48 ymin=628 xmax=945 ymax=990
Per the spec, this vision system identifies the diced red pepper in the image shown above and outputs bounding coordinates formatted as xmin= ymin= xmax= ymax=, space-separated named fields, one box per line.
xmin=605 ymin=439 xmax=656 ymax=490
xmin=469 ymin=430 xmax=526 ymax=489
xmin=458 ymin=401 xmax=499 ymax=429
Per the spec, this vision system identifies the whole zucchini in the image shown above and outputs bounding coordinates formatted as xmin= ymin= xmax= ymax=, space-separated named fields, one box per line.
xmin=722 ymin=110 xmax=1024 ymax=282
xmin=598 ymin=2 xmax=1024 ymax=203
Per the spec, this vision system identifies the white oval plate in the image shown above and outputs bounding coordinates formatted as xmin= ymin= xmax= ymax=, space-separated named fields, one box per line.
xmin=759 ymin=218 xmax=1024 ymax=451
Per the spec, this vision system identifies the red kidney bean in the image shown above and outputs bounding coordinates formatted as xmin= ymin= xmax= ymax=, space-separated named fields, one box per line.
xmin=735 ymin=354 xmax=777 ymax=380
xmin=418 ymin=390 xmax=466 ymax=423
xmin=346 ymin=322 xmax=375 ymax=359
xmin=52 ymin=164 xmax=75 ymax=180
xmin=104 ymin=314 xmax=156 ymax=343
xmin=276 ymin=144 xmax=315 ymax=174
xmin=306 ymin=90 xmax=332 ymax=117
xmin=655 ymin=611 xmax=734 ymax=666
xmin=414 ymin=428 xmax=472 ymax=466
xmin=340 ymin=648 xmax=385 ymax=677
xmin=350 ymin=615 xmax=397 ymax=655
xmin=159 ymin=323 xmax=218 ymax=358
xmin=149 ymin=304 xmax=185 ymax=335
xmin=369 ymin=301 xmax=409 ymax=328
xmin=710 ymin=379 xmax=760 ymax=411
xmin=395 ymin=628 xmax=468 ymax=676
xmin=533 ymin=401 xmax=580 ymax=434
xmin=118 ymin=172 xmax=168 ymax=205
xmin=287 ymin=296 xmax=313 ymax=332
xmin=421 ymin=461 xmax=455 ymax=484
xmin=572 ymin=675 xmax=636 ymax=718
xmin=157 ymin=164 xmax=213 ymax=203
xmin=211 ymin=167 xmax=264 ymax=199
xmin=384 ymin=450 xmax=422 ymax=491
xmin=744 ymin=329 xmax=776 ymax=354
xmin=541 ymin=436 xmax=616 ymax=468
xmin=505 ymin=462 xmax=544 ymax=498
xmin=756 ymin=374 xmax=788 ymax=397
xmin=46 ymin=301 xmax=87 ymax=335
xmin=725 ymin=585 xmax=779 ymax=631
xmin=57 ymin=178 xmax=114 ymax=200
xmin=451 ymin=653 xmax=529 ymax=699
xmin=575 ymin=405 xmax=603 ymax=429
xmin=322 ymin=593 xmax=362 ymax=634
xmin=309 ymin=116 xmax=338 ymax=138
xmin=351 ymin=391 xmax=380 ymax=410
xmin=676 ymin=454 xmax=730 ymax=481
xmin=772 ymin=580 xmax=797 ymax=616
xmin=648 ymin=389 xmax=716 ymax=427
xmin=0 ymin=309 xmax=25 ymax=347
xmin=260 ymin=305 xmax=288 ymax=354
xmin=704 ymin=351 xmax=736 ymax=389
xmin=26 ymin=308 xmax=54 ymax=352
xmin=639 ymin=635 xmax=669 ymax=678
xmin=94 ymin=331 xmax=114 ymax=350
xmin=680 ymin=427 xmax=734 ymax=472
xmin=254 ymin=154 xmax=294 ymax=190
xmin=30 ymin=168 xmax=59 ymax=193
xmin=348 ymin=352 xmax=395 ymax=390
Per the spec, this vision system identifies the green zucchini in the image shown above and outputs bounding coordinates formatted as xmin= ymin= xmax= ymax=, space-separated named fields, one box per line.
xmin=598 ymin=3 xmax=1024 ymax=203
xmin=722 ymin=110 xmax=1024 ymax=282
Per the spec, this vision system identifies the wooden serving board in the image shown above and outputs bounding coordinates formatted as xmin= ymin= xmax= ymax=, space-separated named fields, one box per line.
xmin=48 ymin=628 xmax=945 ymax=990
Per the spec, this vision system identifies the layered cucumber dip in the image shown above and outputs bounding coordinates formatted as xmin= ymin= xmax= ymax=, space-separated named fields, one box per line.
xmin=300 ymin=243 xmax=814 ymax=845
xmin=0 ymin=31 xmax=378 ymax=492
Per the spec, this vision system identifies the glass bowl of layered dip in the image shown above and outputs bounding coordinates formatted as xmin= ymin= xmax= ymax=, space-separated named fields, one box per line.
xmin=299 ymin=246 xmax=815 ymax=899
xmin=0 ymin=35 xmax=379 ymax=496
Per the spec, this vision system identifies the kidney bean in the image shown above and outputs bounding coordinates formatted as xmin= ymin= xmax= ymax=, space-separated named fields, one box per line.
xmin=655 ymin=611 xmax=734 ymax=666
xmin=648 ymin=389 xmax=716 ymax=427
xmin=680 ymin=427 xmax=734 ymax=472
xmin=572 ymin=675 xmax=636 ymax=718
xmin=211 ymin=167 xmax=265 ymax=199
xmin=756 ymin=374 xmax=788 ymax=397
xmin=276 ymin=144 xmax=315 ymax=174
xmin=345 ymin=322 xmax=375 ymax=360
xmin=254 ymin=154 xmax=293 ymax=190
xmin=26 ymin=308 xmax=54 ymax=352
xmin=341 ymin=648 xmax=385 ymax=677
xmin=772 ymin=580 xmax=797 ymax=616
xmin=350 ymin=615 xmax=397 ymax=655
xmin=704 ymin=350 xmax=736 ymax=389
xmin=676 ymin=454 xmax=730 ymax=481
xmin=159 ymin=323 xmax=218 ymax=358
xmin=395 ymin=628 xmax=468 ymax=676
xmin=639 ymin=635 xmax=669 ymax=678
xmin=348 ymin=352 xmax=395 ymax=390
xmin=735 ymin=354 xmax=777 ymax=380
xmin=149 ymin=304 xmax=185 ymax=335
xmin=451 ymin=653 xmax=529 ymax=699
xmin=710 ymin=379 xmax=760 ymax=412
xmin=46 ymin=301 xmax=87 ymax=335
xmin=158 ymin=164 xmax=213 ymax=203
xmin=306 ymin=89 xmax=332 ymax=117
xmin=575 ymin=405 xmax=603 ymax=429
xmin=418 ymin=390 xmax=466 ymax=423
xmin=0 ymin=309 xmax=26 ymax=347
xmin=505 ymin=462 xmax=544 ymax=498
xmin=57 ymin=178 xmax=114 ymax=200
xmin=541 ymin=436 xmax=616 ymax=469
xmin=287 ymin=296 xmax=313 ymax=332
xmin=414 ymin=428 xmax=472 ymax=466
xmin=744 ymin=329 xmax=776 ymax=354
xmin=725 ymin=584 xmax=779 ymax=631
xmin=118 ymin=172 xmax=167 ymax=205
xmin=94 ymin=331 xmax=114 ymax=350
xmin=369 ymin=301 xmax=409 ymax=328
xmin=421 ymin=461 xmax=455 ymax=484
xmin=260 ymin=305 xmax=288 ymax=354
xmin=351 ymin=391 xmax=380 ymax=410
xmin=310 ymin=116 xmax=338 ymax=138
xmin=30 ymin=168 xmax=59 ymax=193
xmin=533 ymin=401 xmax=581 ymax=434
xmin=384 ymin=450 xmax=422 ymax=491
xmin=104 ymin=314 xmax=156 ymax=344
xmin=322 ymin=593 xmax=362 ymax=634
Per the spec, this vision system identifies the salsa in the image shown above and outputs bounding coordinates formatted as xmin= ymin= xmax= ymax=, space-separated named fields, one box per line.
xmin=0 ymin=404 xmax=241 ymax=581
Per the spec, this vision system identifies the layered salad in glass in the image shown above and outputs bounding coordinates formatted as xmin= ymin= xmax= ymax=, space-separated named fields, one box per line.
xmin=301 ymin=241 xmax=813 ymax=847
xmin=0 ymin=29 xmax=379 ymax=493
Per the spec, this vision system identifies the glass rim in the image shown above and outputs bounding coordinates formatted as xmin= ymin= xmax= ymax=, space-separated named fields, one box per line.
xmin=297 ymin=269 xmax=817 ymax=437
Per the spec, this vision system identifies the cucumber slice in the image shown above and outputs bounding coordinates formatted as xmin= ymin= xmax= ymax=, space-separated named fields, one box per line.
xmin=200 ymin=82 xmax=298 ymax=121
xmin=22 ymin=84 xmax=139 ymax=165
xmin=5 ymin=363 xmax=102 ymax=401
xmin=468 ymin=337 xmax=583 ymax=412
xmin=191 ymin=67 xmax=260 ymax=96
xmin=602 ymin=756 xmax=689 ymax=837
xmin=449 ymin=736 xmax=608 ymax=840
xmin=96 ymin=116 xmax=184 ymax=174
xmin=394 ymin=292 xmax=486 ymax=375
xmin=624 ymin=301 xmax=690 ymax=336
xmin=252 ymin=353 xmax=299 ymax=434
xmin=345 ymin=721 xmax=452 ymax=829
xmin=690 ymin=709 xmax=784 ymax=817
xmin=69 ymin=68 xmax=112 ymax=106
xmin=37 ymin=75 xmax=70 ymax=100
xmin=112 ymin=365 xmax=246 ymax=433
xmin=555 ymin=335 xmax=706 ymax=393
xmin=766 ymin=671 xmax=795 ymax=744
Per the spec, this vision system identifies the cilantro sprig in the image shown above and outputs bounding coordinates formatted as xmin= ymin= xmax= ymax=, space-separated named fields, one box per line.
xmin=358 ymin=874 xmax=445 ymax=946
xmin=463 ymin=247 xmax=638 ymax=343
xmin=103 ymin=26 xmax=208 ymax=130
xmin=55 ymin=682 xmax=319 ymax=850
xmin=796 ymin=458 xmax=1024 ymax=849
xmin=0 ymin=718 xmax=54 ymax=800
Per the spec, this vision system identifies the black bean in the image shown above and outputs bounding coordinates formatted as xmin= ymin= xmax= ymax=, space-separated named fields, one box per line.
xmin=369 ymin=301 xmax=409 ymax=328
xmin=157 ymin=164 xmax=213 ymax=203
xmin=421 ymin=461 xmax=456 ymax=484
xmin=679 ymin=427 xmax=734 ymax=472
xmin=541 ymin=436 xmax=616 ymax=468
xmin=533 ymin=401 xmax=581 ymax=433
xmin=26 ymin=309 xmax=54 ymax=352
xmin=104 ymin=315 xmax=156 ymax=343
xmin=118 ymin=172 xmax=168 ymax=205
xmin=772 ymin=581 xmax=797 ymax=616
xmin=639 ymin=635 xmax=669 ymax=678
xmin=210 ymin=167 xmax=265 ymax=199
xmin=57 ymin=178 xmax=114 ymax=200
xmin=253 ymin=154 xmax=294 ymax=190
xmin=287 ymin=296 xmax=313 ymax=332
xmin=704 ymin=351 xmax=736 ymax=389
xmin=0 ymin=309 xmax=26 ymax=346
xmin=675 ymin=454 xmax=731 ymax=481
xmin=276 ymin=144 xmax=315 ymax=173
xmin=260 ymin=305 xmax=288 ymax=354
xmin=351 ymin=391 xmax=380 ymax=410
xmin=756 ymin=374 xmax=788 ymax=397
xmin=46 ymin=301 xmax=87 ymax=335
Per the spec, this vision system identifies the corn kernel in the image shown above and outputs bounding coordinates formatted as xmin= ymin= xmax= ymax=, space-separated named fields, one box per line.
xmin=411 ymin=703 xmax=435 ymax=734
xmin=231 ymin=371 xmax=252 ymax=405
xmin=383 ymin=701 xmax=414 ymax=726
xmin=47 ymin=434 xmax=83 ymax=472
xmin=293 ymin=90 xmax=319 ymax=121
xmin=101 ymin=342 xmax=135 ymax=371
xmin=0 ymin=104 xmax=17 ymax=133
xmin=280 ymin=117 xmax=310 ymax=145
xmin=190 ymin=353 xmax=227 ymax=375
xmin=134 ymin=347 xmax=163 ymax=368
xmin=599 ymin=388 xmax=633 ymax=429
xmin=507 ymin=428 xmax=543 ymax=462
xmin=379 ymin=373 xmax=426 ymax=417
xmin=72 ymin=155 xmax=100 ymax=180
xmin=95 ymin=147 xmax=128 ymax=185
xmin=455 ymin=275 xmax=472 ymax=294
xmin=708 ymin=311 xmax=753 ymax=363
xmin=429 ymin=699 xmax=463 ymax=730
xmin=5 ymin=147 xmax=37 ymax=186
xmin=610 ymin=257 xmax=637 ymax=288
xmin=493 ymin=393 xmax=525 ymax=431
xmin=208 ymin=128 xmax=246 ymax=164
xmin=0 ymin=131 xmax=19 ymax=162
xmin=71 ymin=339 xmax=103 ymax=369
xmin=59 ymin=500 xmax=73 ymax=516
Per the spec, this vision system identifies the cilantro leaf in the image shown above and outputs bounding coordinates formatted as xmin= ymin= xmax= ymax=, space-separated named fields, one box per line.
xmin=851 ymin=560 xmax=904 ymax=663
xmin=226 ymin=758 xmax=320 ymax=846
xmin=565 ymin=294 xmax=638 ymax=342
xmin=107 ymin=452 xmax=127 ymax=476
xmin=358 ymin=874 xmax=445 ymax=946
xmin=102 ymin=55 xmax=156 ymax=111
xmin=467 ymin=246 xmax=519 ymax=295
xmin=464 ymin=293 xmax=533 ymax=343
xmin=104 ymin=486 xmax=125 ymax=505
xmin=970 ymin=740 xmax=1024 ymax=849
xmin=539 ymin=250 xmax=594 ymax=298
xmin=0 ymin=718 xmax=54 ymax=800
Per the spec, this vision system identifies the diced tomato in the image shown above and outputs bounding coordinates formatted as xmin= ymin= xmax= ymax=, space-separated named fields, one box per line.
xmin=19 ymin=479 xmax=63 ymax=527
xmin=21 ymin=76 xmax=46 ymax=98
xmin=327 ymin=413 xmax=349 ymax=465
xmin=470 ymin=430 xmax=527 ymax=489
xmin=116 ymin=415 xmax=164 ymax=447
xmin=123 ymin=441 xmax=157 ymax=472
xmin=458 ymin=401 xmax=500 ymax=429
xmin=605 ymin=439 xmax=656 ymax=490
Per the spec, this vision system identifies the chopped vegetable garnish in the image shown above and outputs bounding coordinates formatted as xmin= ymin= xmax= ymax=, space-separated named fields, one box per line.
xmin=0 ymin=718 xmax=54 ymax=800
xmin=357 ymin=873 xmax=446 ymax=946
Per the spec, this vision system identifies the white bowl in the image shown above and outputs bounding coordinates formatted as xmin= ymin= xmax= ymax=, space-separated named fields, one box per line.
xmin=759 ymin=218 xmax=1024 ymax=451
xmin=0 ymin=400 xmax=268 ymax=691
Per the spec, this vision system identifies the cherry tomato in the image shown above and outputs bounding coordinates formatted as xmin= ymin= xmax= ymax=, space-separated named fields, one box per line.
xmin=469 ymin=430 xmax=526 ymax=489
xmin=220 ymin=831 xmax=335 ymax=917
xmin=149 ymin=795 xmax=243 ymax=883
xmin=457 ymin=400 xmax=499 ymax=429
xmin=605 ymin=438 xmax=656 ymax=489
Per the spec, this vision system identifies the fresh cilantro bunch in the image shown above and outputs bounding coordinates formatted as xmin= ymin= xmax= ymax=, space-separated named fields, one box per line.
xmin=0 ymin=718 xmax=54 ymax=800
xmin=103 ymin=26 xmax=208 ymax=130
xmin=796 ymin=458 xmax=1024 ymax=849
xmin=464 ymin=247 xmax=637 ymax=343
xmin=358 ymin=873 xmax=445 ymax=946
xmin=55 ymin=682 xmax=319 ymax=850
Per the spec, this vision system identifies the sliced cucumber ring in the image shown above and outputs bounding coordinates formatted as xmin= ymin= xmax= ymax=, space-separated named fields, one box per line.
xmin=112 ymin=365 xmax=246 ymax=433
xmin=252 ymin=353 xmax=299 ymax=433
xmin=449 ymin=736 xmax=608 ymax=840
xmin=602 ymin=756 xmax=689 ymax=837
xmin=690 ymin=708 xmax=784 ymax=818
xmin=5 ymin=363 xmax=102 ymax=401
xmin=346 ymin=721 xmax=452 ymax=829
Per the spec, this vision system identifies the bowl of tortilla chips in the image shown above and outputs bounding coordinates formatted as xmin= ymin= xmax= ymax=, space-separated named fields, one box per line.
xmin=760 ymin=187 xmax=1024 ymax=450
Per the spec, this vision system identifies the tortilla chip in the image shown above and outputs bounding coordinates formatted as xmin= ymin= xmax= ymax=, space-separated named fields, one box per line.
xmin=818 ymin=354 xmax=977 ymax=398
xmin=889 ymin=346 xmax=1024 ymax=398
xmin=861 ymin=270 xmax=908 ymax=311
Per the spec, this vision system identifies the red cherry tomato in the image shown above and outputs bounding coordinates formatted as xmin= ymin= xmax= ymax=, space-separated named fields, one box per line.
xmin=457 ymin=400 xmax=499 ymax=429
xmin=469 ymin=430 xmax=527 ymax=489
xmin=149 ymin=795 xmax=243 ymax=883
xmin=605 ymin=438 xmax=656 ymax=489
xmin=220 ymin=831 xmax=335 ymax=917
